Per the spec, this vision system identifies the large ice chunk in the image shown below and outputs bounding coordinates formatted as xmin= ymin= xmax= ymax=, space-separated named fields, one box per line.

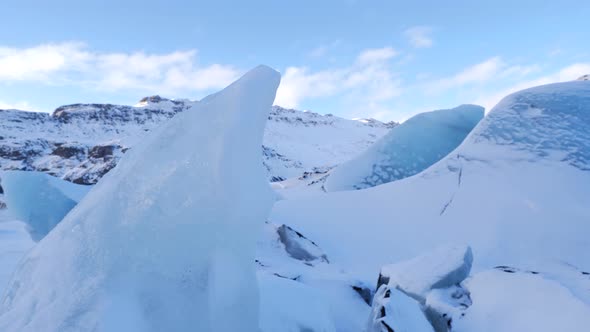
xmin=0 ymin=65 xmax=280 ymax=332
xmin=325 ymin=105 xmax=483 ymax=191
xmin=367 ymin=285 xmax=434 ymax=332
xmin=0 ymin=171 xmax=91 ymax=241
xmin=378 ymin=245 xmax=473 ymax=302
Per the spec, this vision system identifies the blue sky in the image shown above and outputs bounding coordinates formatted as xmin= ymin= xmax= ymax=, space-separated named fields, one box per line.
xmin=0 ymin=0 xmax=588 ymax=121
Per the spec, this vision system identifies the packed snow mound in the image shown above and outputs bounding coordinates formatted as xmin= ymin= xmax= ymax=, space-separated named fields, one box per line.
xmin=455 ymin=269 xmax=590 ymax=332
xmin=271 ymin=80 xmax=590 ymax=283
xmin=378 ymin=245 xmax=472 ymax=302
xmin=0 ymin=65 xmax=280 ymax=332
xmin=1 ymin=171 xmax=91 ymax=241
xmin=325 ymin=105 xmax=483 ymax=191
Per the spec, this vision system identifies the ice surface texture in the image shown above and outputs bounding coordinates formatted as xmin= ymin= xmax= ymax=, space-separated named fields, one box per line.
xmin=0 ymin=65 xmax=280 ymax=332
xmin=325 ymin=105 xmax=483 ymax=191
xmin=0 ymin=171 xmax=91 ymax=241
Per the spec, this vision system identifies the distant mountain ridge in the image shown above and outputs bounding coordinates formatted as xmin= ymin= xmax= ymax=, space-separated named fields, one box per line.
xmin=0 ymin=96 xmax=395 ymax=185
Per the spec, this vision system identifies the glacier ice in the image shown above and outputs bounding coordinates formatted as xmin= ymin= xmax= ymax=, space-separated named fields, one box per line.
xmin=270 ymin=79 xmax=590 ymax=332
xmin=272 ymin=81 xmax=590 ymax=280
xmin=0 ymin=171 xmax=91 ymax=241
xmin=0 ymin=65 xmax=280 ymax=332
xmin=325 ymin=105 xmax=483 ymax=191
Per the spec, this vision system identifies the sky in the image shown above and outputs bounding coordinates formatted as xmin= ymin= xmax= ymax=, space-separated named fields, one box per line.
xmin=0 ymin=0 xmax=588 ymax=121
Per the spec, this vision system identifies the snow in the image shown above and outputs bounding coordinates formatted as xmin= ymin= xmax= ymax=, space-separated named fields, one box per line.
xmin=325 ymin=105 xmax=483 ymax=191
xmin=0 ymin=171 xmax=91 ymax=241
xmin=379 ymin=245 xmax=472 ymax=302
xmin=367 ymin=285 xmax=433 ymax=332
xmin=255 ymin=221 xmax=370 ymax=332
xmin=264 ymin=106 xmax=393 ymax=180
xmin=455 ymin=269 xmax=590 ymax=332
xmin=258 ymin=273 xmax=336 ymax=332
xmin=424 ymin=285 xmax=471 ymax=331
xmin=0 ymin=65 xmax=280 ymax=332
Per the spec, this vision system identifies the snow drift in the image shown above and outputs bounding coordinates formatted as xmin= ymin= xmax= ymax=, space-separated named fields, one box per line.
xmin=0 ymin=65 xmax=281 ymax=332
xmin=325 ymin=105 xmax=483 ymax=191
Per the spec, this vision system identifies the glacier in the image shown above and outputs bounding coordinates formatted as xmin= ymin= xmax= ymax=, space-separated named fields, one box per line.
xmin=0 ymin=171 xmax=91 ymax=241
xmin=271 ymin=81 xmax=590 ymax=331
xmin=0 ymin=75 xmax=588 ymax=332
xmin=325 ymin=104 xmax=483 ymax=191
xmin=0 ymin=65 xmax=280 ymax=332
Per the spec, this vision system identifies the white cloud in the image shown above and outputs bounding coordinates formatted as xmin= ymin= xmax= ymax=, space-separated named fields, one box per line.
xmin=404 ymin=26 xmax=433 ymax=48
xmin=275 ymin=47 xmax=401 ymax=114
xmin=0 ymin=100 xmax=41 ymax=112
xmin=474 ymin=62 xmax=590 ymax=111
xmin=429 ymin=57 xmax=504 ymax=92
xmin=0 ymin=42 xmax=89 ymax=81
xmin=307 ymin=40 xmax=341 ymax=58
xmin=0 ymin=42 xmax=240 ymax=95
xmin=426 ymin=57 xmax=541 ymax=94
xmin=356 ymin=47 xmax=398 ymax=65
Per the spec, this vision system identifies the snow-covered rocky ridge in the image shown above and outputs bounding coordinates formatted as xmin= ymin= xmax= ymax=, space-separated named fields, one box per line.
xmin=0 ymin=97 xmax=393 ymax=185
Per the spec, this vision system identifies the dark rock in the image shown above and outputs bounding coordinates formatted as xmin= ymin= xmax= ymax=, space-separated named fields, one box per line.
xmin=51 ymin=145 xmax=85 ymax=159
xmin=89 ymin=145 xmax=117 ymax=159
xmin=277 ymin=224 xmax=329 ymax=263
xmin=352 ymin=284 xmax=373 ymax=306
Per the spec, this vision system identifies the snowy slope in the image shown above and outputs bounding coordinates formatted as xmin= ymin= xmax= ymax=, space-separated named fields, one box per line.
xmin=0 ymin=65 xmax=280 ymax=332
xmin=325 ymin=105 xmax=483 ymax=191
xmin=264 ymin=107 xmax=395 ymax=181
xmin=0 ymin=100 xmax=392 ymax=185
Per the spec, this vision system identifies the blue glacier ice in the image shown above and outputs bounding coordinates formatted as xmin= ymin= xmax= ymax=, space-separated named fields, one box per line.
xmin=0 ymin=171 xmax=91 ymax=241
xmin=0 ymin=65 xmax=280 ymax=332
xmin=325 ymin=105 xmax=484 ymax=191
